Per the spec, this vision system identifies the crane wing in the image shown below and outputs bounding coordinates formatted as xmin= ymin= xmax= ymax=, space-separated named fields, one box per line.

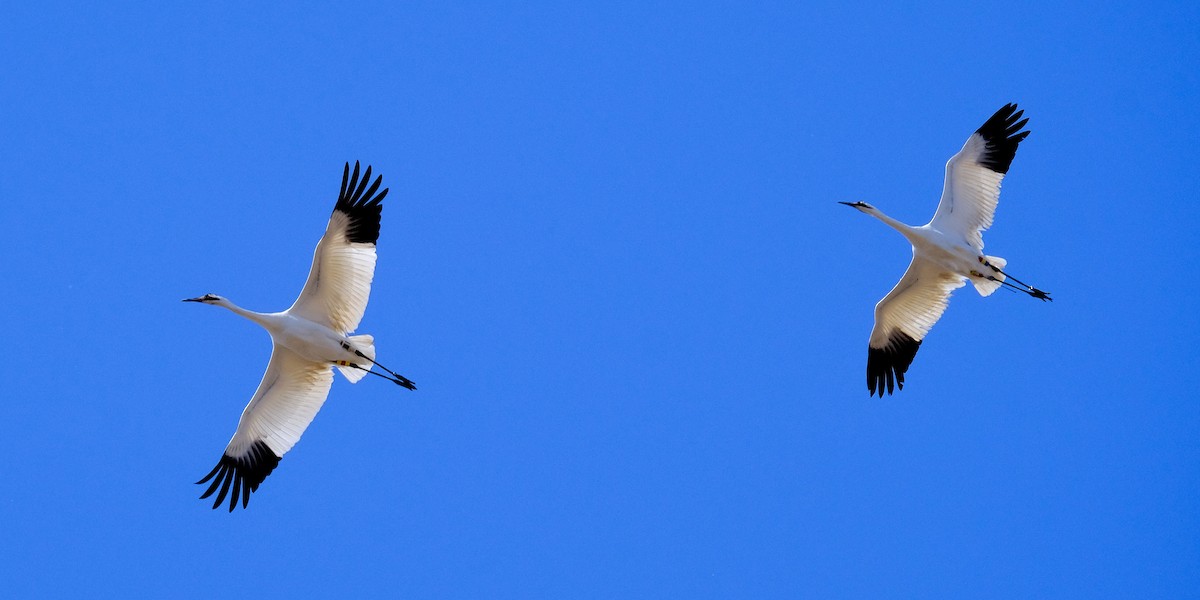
xmin=287 ymin=161 xmax=386 ymax=333
xmin=929 ymin=104 xmax=1029 ymax=251
xmin=866 ymin=257 xmax=966 ymax=397
xmin=196 ymin=344 xmax=334 ymax=511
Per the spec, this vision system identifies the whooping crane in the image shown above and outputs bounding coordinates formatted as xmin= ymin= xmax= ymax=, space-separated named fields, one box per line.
xmin=186 ymin=161 xmax=415 ymax=511
xmin=841 ymin=104 xmax=1050 ymax=397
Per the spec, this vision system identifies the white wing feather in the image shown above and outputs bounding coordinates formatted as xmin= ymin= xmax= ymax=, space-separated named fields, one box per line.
xmin=287 ymin=214 xmax=378 ymax=333
xmin=928 ymin=134 xmax=1004 ymax=251
xmin=225 ymin=344 xmax=335 ymax=459
xmin=287 ymin=162 xmax=386 ymax=334
xmin=870 ymin=257 xmax=966 ymax=348
xmin=928 ymin=104 xmax=1029 ymax=251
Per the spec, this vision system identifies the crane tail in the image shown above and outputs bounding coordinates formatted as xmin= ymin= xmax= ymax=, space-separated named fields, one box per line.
xmin=972 ymin=254 xmax=1007 ymax=296
xmin=336 ymin=334 xmax=375 ymax=383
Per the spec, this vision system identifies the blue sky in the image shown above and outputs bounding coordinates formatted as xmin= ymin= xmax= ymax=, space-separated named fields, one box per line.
xmin=2 ymin=1 xmax=1197 ymax=597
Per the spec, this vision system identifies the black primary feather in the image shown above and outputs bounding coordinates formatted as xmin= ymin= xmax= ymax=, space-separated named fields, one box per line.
xmin=867 ymin=332 xmax=921 ymax=397
xmin=974 ymin=104 xmax=1030 ymax=175
xmin=196 ymin=440 xmax=281 ymax=512
xmin=334 ymin=160 xmax=387 ymax=245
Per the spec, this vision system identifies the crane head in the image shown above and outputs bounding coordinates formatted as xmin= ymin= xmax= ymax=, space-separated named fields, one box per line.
xmin=838 ymin=201 xmax=874 ymax=213
xmin=183 ymin=293 xmax=225 ymax=305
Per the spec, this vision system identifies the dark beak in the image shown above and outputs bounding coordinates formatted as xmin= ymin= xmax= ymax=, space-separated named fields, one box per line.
xmin=182 ymin=296 xmax=204 ymax=303
xmin=838 ymin=201 xmax=857 ymax=207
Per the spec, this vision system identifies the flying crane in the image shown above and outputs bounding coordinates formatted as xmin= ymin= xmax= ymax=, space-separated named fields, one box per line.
xmin=186 ymin=161 xmax=415 ymax=511
xmin=841 ymin=104 xmax=1050 ymax=397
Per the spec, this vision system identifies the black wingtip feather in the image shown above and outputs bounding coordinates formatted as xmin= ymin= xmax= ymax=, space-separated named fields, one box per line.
xmin=867 ymin=332 xmax=921 ymax=397
xmin=334 ymin=160 xmax=386 ymax=245
xmin=195 ymin=440 xmax=281 ymax=512
xmin=352 ymin=165 xmax=372 ymax=201
xmin=339 ymin=162 xmax=351 ymax=200
xmin=974 ymin=103 xmax=1031 ymax=175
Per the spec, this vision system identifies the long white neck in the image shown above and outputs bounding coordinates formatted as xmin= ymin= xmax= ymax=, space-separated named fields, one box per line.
xmin=216 ymin=298 xmax=275 ymax=330
xmin=866 ymin=207 xmax=922 ymax=245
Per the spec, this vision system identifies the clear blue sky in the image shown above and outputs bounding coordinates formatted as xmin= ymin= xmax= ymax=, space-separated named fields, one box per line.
xmin=2 ymin=2 xmax=1197 ymax=597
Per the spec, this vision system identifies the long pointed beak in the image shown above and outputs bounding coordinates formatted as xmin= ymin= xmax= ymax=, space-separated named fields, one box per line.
xmin=837 ymin=201 xmax=856 ymax=207
xmin=182 ymin=297 xmax=204 ymax=303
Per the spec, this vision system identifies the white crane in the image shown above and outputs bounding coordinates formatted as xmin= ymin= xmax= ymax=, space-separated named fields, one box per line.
xmin=186 ymin=161 xmax=415 ymax=511
xmin=840 ymin=104 xmax=1050 ymax=397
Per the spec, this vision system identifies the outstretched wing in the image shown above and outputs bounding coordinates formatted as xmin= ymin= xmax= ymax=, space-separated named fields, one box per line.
xmin=196 ymin=345 xmax=334 ymax=511
xmin=929 ymin=104 xmax=1030 ymax=251
xmin=287 ymin=161 xmax=387 ymax=333
xmin=866 ymin=257 xmax=966 ymax=397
